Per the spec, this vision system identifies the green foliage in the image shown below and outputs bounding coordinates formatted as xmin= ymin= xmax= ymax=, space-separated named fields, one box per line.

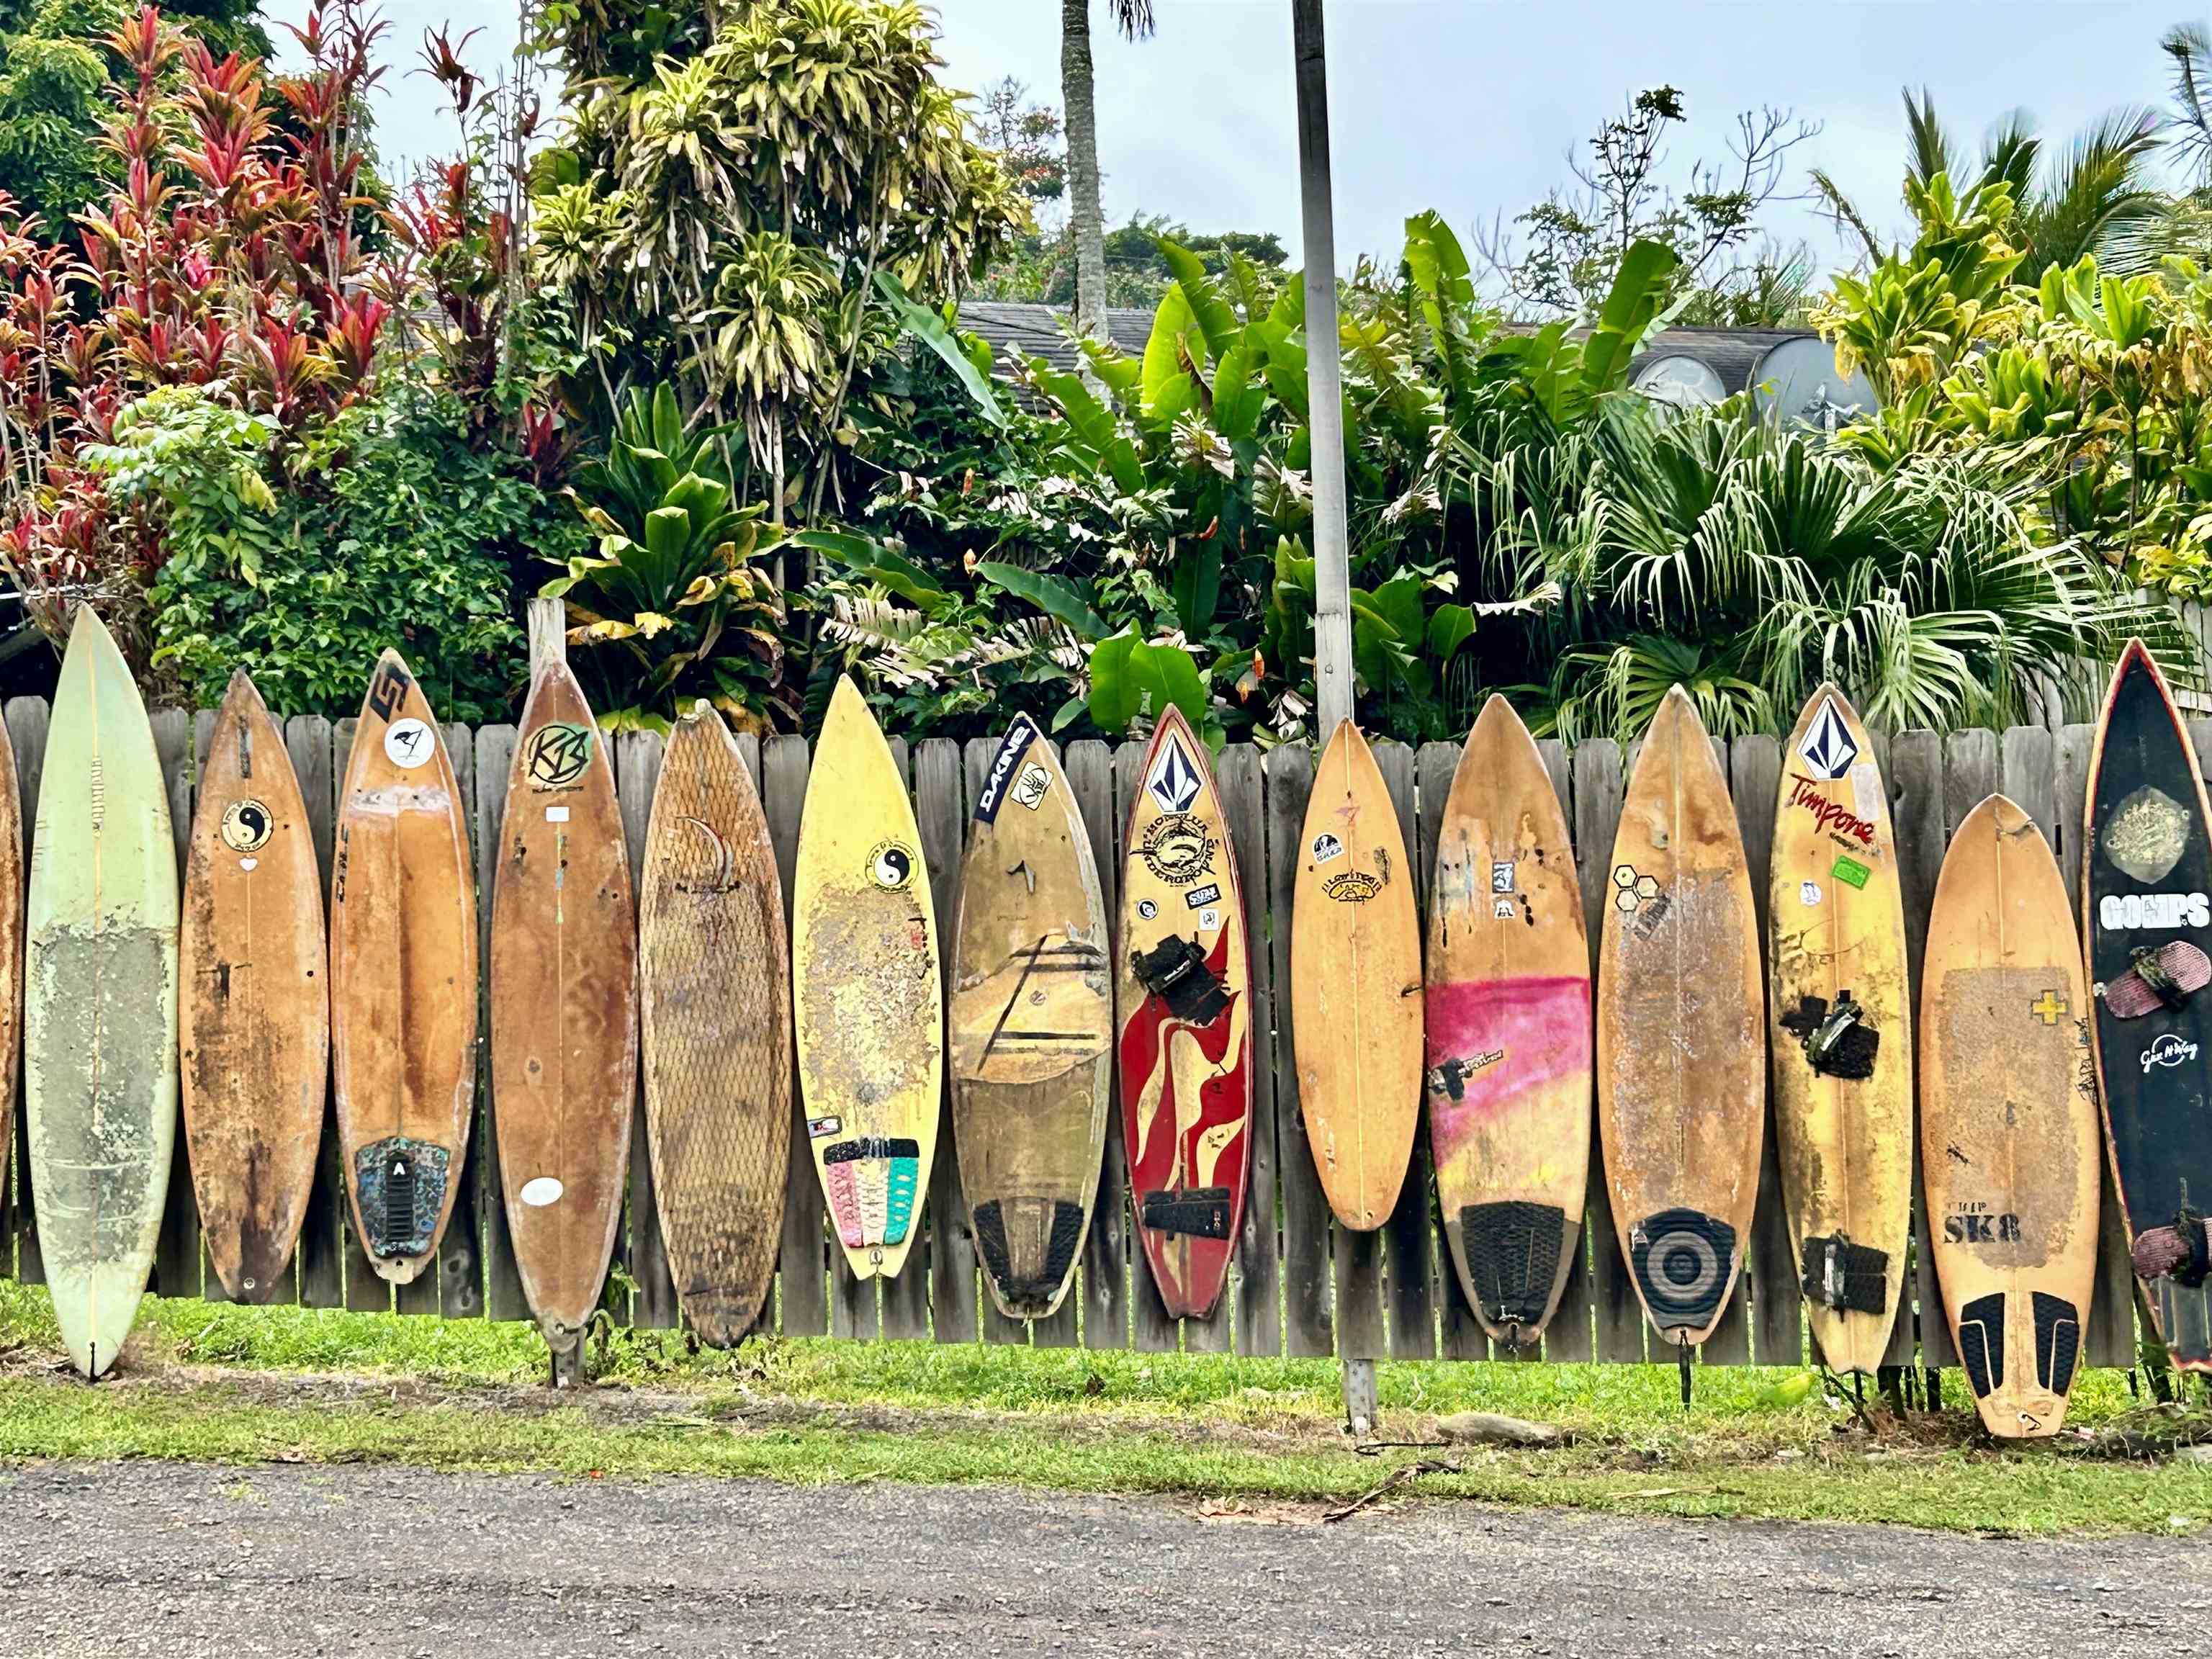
xmin=94 ymin=383 xmax=568 ymax=721
xmin=549 ymin=385 xmax=793 ymax=731
xmin=974 ymin=212 xmax=1291 ymax=309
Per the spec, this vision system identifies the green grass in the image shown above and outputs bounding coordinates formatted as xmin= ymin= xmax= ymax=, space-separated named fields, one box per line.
xmin=2 ymin=1280 xmax=2208 ymax=1535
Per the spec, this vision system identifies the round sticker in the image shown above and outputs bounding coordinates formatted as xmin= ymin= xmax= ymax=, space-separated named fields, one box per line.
xmin=519 ymin=1177 xmax=564 ymax=1208
xmin=523 ymin=721 xmax=593 ymax=790
xmin=384 ymin=717 xmax=433 ymax=770
xmin=220 ymin=799 xmax=273 ymax=853
xmin=868 ymin=842 xmax=915 ymax=890
xmin=1136 ymin=899 xmax=1158 ymax=920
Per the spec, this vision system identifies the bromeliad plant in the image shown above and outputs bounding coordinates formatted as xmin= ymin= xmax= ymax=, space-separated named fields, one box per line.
xmin=548 ymin=385 xmax=796 ymax=731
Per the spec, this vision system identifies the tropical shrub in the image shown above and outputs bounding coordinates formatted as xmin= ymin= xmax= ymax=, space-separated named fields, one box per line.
xmin=548 ymin=385 xmax=794 ymax=731
xmin=0 ymin=1 xmax=394 ymax=666
xmin=91 ymin=379 xmax=571 ymax=721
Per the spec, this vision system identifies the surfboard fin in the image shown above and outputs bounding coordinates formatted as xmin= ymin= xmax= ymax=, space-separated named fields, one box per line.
xmin=2103 ymin=942 xmax=2211 ymax=1018
xmin=1130 ymin=935 xmax=1228 ymax=1024
xmin=1799 ymin=1232 xmax=1888 ymax=1314
xmin=1779 ymin=992 xmax=1878 ymax=1079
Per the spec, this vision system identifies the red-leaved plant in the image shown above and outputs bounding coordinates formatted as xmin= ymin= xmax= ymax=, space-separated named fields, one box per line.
xmin=0 ymin=2 xmax=393 ymax=654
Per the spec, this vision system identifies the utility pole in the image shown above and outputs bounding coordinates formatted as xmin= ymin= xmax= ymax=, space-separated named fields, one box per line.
xmin=1290 ymin=0 xmax=1373 ymax=1438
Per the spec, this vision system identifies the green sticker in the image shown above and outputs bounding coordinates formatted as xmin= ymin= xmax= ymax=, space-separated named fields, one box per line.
xmin=1831 ymin=855 xmax=1870 ymax=889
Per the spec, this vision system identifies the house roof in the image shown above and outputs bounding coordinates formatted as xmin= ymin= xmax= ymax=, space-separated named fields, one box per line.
xmin=953 ymin=301 xmax=1815 ymax=399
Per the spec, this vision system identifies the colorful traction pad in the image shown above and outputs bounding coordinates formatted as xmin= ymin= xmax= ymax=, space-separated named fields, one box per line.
xmin=823 ymin=1136 xmax=922 ymax=1249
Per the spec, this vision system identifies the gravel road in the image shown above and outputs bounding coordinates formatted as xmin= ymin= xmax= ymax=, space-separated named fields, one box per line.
xmin=0 ymin=1460 xmax=2199 ymax=1658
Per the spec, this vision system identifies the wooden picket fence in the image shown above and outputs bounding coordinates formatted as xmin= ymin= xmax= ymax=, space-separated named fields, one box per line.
xmin=0 ymin=702 xmax=2157 ymax=1375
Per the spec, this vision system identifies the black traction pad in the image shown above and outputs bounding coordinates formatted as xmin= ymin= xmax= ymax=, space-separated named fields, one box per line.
xmin=1629 ymin=1208 xmax=1735 ymax=1331
xmin=823 ymin=1136 xmax=922 ymax=1166
xmin=1141 ymin=1187 xmax=1232 ymax=1239
xmin=973 ymin=1198 xmax=1086 ymax=1304
xmin=2032 ymin=1290 xmax=2082 ymax=1395
xmin=354 ymin=1136 xmax=449 ymax=1260
xmin=1959 ymin=1291 xmax=2005 ymax=1398
xmin=1130 ymin=935 xmax=1230 ymax=1024
xmin=1459 ymin=1201 xmax=1565 ymax=1332
xmin=1799 ymin=1233 xmax=1889 ymax=1314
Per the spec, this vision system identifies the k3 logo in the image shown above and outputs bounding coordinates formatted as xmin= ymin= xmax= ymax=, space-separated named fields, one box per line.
xmin=366 ymin=659 xmax=413 ymax=721
xmin=524 ymin=722 xmax=593 ymax=790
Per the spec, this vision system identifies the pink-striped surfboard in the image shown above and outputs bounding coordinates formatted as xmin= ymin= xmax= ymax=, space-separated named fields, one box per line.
xmin=1426 ymin=695 xmax=1592 ymax=1347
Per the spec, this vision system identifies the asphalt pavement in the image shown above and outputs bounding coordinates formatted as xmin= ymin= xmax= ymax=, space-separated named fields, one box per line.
xmin=0 ymin=1460 xmax=2198 ymax=1657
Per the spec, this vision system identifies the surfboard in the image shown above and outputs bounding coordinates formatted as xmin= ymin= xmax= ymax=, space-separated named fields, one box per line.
xmin=639 ymin=703 xmax=788 ymax=1345
xmin=329 ymin=649 xmax=477 ymax=1287
xmin=0 ymin=698 xmax=24 ymax=1225
xmin=793 ymin=675 xmax=940 ymax=1281
xmin=1118 ymin=703 xmax=1251 ymax=1320
xmin=1768 ymin=685 xmax=1912 ymax=1375
xmin=180 ymin=669 xmax=326 ymax=1303
xmin=951 ymin=714 xmax=1112 ymax=1320
xmin=2085 ymin=641 xmax=2212 ymax=1372
xmin=1426 ymin=694 xmax=1590 ymax=1346
xmin=26 ymin=608 xmax=177 ymax=1377
xmin=491 ymin=660 xmax=637 ymax=1353
xmin=1923 ymin=793 xmax=2100 ymax=1438
xmin=1596 ymin=685 xmax=1764 ymax=1349
xmin=1292 ymin=720 xmax=1421 ymax=1231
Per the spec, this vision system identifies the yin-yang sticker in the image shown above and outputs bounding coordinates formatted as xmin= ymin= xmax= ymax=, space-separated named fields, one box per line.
xmin=868 ymin=841 xmax=915 ymax=891
xmin=220 ymin=799 xmax=274 ymax=854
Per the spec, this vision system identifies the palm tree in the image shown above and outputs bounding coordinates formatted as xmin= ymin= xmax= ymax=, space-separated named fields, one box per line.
xmin=1060 ymin=0 xmax=1154 ymax=341
xmin=1817 ymin=87 xmax=2162 ymax=281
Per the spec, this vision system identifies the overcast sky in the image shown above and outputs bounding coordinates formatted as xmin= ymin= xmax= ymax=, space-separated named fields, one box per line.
xmin=272 ymin=0 xmax=2203 ymax=280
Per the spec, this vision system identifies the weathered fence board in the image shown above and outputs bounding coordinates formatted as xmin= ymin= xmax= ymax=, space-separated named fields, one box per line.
xmin=0 ymin=706 xmax=2162 ymax=1381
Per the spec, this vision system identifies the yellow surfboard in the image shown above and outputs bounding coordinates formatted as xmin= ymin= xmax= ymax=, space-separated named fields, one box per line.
xmin=1768 ymin=686 xmax=1912 ymax=1375
xmin=793 ymin=676 xmax=941 ymax=1280
xmin=1292 ymin=721 xmax=1422 ymax=1230
xmin=1921 ymin=795 xmax=2099 ymax=1439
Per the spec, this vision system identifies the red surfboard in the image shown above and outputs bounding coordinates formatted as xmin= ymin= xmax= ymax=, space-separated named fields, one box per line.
xmin=1116 ymin=706 xmax=1252 ymax=1318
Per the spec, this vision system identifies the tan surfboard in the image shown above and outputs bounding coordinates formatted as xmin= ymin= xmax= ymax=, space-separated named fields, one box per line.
xmin=639 ymin=703 xmax=789 ymax=1346
xmin=1922 ymin=794 xmax=2099 ymax=1439
xmin=1292 ymin=720 xmax=1422 ymax=1230
xmin=181 ymin=670 xmax=327 ymax=1303
xmin=1426 ymin=694 xmax=1591 ymax=1346
xmin=793 ymin=675 xmax=940 ymax=1281
xmin=330 ymin=650 xmax=477 ymax=1285
xmin=491 ymin=659 xmax=638 ymax=1353
xmin=1768 ymin=686 xmax=1912 ymax=1375
xmin=1597 ymin=685 xmax=1764 ymax=1349
xmin=1118 ymin=703 xmax=1252 ymax=1319
xmin=951 ymin=714 xmax=1112 ymax=1319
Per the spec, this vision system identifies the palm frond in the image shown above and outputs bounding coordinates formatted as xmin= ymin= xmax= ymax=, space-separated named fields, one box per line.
xmin=2164 ymin=23 xmax=2212 ymax=186
xmin=1976 ymin=111 xmax=2041 ymax=203
xmin=2017 ymin=105 xmax=2164 ymax=280
xmin=1904 ymin=86 xmax=1960 ymax=192
xmin=1105 ymin=1 xmax=1156 ymax=41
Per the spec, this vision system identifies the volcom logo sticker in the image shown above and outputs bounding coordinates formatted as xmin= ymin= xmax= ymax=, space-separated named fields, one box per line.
xmin=1146 ymin=736 xmax=1202 ymax=814
xmin=2143 ymin=1033 xmax=2200 ymax=1073
xmin=1797 ymin=698 xmax=1858 ymax=779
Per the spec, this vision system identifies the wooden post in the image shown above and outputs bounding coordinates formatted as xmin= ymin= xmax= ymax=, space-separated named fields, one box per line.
xmin=1292 ymin=0 xmax=1367 ymax=1429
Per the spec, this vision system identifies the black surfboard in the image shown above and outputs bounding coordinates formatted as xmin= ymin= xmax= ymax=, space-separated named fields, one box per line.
xmin=2086 ymin=639 xmax=2212 ymax=1371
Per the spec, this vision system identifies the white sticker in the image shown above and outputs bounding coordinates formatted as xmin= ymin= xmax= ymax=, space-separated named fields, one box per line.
xmin=1199 ymin=908 xmax=1220 ymax=930
xmin=1491 ymin=861 xmax=1515 ymax=894
xmin=1799 ymin=880 xmax=1822 ymax=906
xmin=384 ymin=717 xmax=433 ymax=770
xmin=519 ymin=1177 xmax=564 ymax=1208
xmin=546 ymin=805 xmax=570 ymax=823
xmin=1312 ymin=832 xmax=1344 ymax=864
xmin=239 ymin=857 xmax=258 ymax=872
xmin=1012 ymin=763 xmax=1050 ymax=810
xmin=1136 ymin=899 xmax=1157 ymax=920
xmin=1848 ymin=763 xmax=1883 ymax=842
xmin=1493 ymin=896 xmax=1515 ymax=920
